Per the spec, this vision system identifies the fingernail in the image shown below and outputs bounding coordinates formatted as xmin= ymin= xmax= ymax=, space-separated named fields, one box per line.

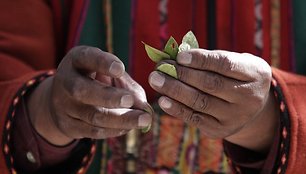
xmin=120 ymin=95 xmax=134 ymax=107
xmin=149 ymin=72 xmax=165 ymax=88
xmin=138 ymin=113 xmax=152 ymax=127
xmin=177 ymin=52 xmax=192 ymax=65
xmin=109 ymin=61 xmax=124 ymax=77
xmin=159 ymin=97 xmax=172 ymax=109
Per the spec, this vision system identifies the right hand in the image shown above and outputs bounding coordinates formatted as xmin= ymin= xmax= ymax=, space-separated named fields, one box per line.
xmin=28 ymin=46 xmax=152 ymax=145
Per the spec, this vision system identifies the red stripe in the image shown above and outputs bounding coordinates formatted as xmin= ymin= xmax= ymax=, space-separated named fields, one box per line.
xmin=168 ymin=0 xmax=193 ymax=42
xmin=50 ymin=1 xmax=64 ymax=57
xmin=74 ymin=0 xmax=90 ymax=46
xmin=216 ymin=0 xmax=232 ymax=50
xmin=131 ymin=0 xmax=159 ymax=102
xmin=280 ymin=0 xmax=291 ymax=71
xmin=194 ymin=0 xmax=207 ymax=48
xmin=233 ymin=0 xmax=256 ymax=54
xmin=66 ymin=0 xmax=86 ymax=51
xmin=262 ymin=0 xmax=271 ymax=63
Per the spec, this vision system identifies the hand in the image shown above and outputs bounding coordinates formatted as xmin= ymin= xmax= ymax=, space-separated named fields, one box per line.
xmin=28 ymin=46 xmax=152 ymax=145
xmin=149 ymin=49 xmax=279 ymax=152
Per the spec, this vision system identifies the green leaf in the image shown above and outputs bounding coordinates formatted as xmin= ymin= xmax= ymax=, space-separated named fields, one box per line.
xmin=141 ymin=104 xmax=154 ymax=133
xmin=141 ymin=124 xmax=151 ymax=133
xmin=163 ymin=36 xmax=179 ymax=59
xmin=157 ymin=63 xmax=178 ymax=79
xmin=142 ymin=41 xmax=170 ymax=63
xmin=181 ymin=31 xmax=199 ymax=48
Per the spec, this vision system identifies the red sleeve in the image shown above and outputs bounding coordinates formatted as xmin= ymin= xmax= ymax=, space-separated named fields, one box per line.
xmin=2 ymin=72 xmax=97 ymax=174
xmin=0 ymin=1 xmax=97 ymax=173
xmin=271 ymin=68 xmax=306 ymax=173
xmin=12 ymin=87 xmax=79 ymax=172
xmin=223 ymin=117 xmax=280 ymax=173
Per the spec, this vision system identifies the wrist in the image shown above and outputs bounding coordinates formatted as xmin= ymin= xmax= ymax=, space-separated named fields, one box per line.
xmin=225 ymin=89 xmax=280 ymax=154
xmin=27 ymin=76 xmax=74 ymax=146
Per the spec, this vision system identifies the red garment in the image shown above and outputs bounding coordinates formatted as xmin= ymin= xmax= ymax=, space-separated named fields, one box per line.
xmin=12 ymin=97 xmax=78 ymax=172
xmin=1 ymin=1 xmax=306 ymax=174
xmin=0 ymin=1 xmax=95 ymax=173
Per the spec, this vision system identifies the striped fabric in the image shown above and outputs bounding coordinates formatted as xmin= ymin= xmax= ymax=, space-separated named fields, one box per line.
xmin=51 ymin=0 xmax=306 ymax=173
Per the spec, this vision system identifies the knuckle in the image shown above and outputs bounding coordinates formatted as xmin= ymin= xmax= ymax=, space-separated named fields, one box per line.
xmin=97 ymin=106 xmax=110 ymax=115
xmin=202 ymin=73 xmax=223 ymax=93
xmin=177 ymin=67 xmax=190 ymax=81
xmin=174 ymin=106 xmax=190 ymax=117
xmin=186 ymin=113 xmax=201 ymax=126
xmin=69 ymin=46 xmax=88 ymax=61
xmin=95 ymin=107 xmax=111 ymax=123
xmin=184 ymin=112 xmax=193 ymax=122
xmin=85 ymin=109 xmax=99 ymax=125
xmin=218 ymin=54 xmax=233 ymax=72
xmin=193 ymin=93 xmax=209 ymax=112
xmin=76 ymin=46 xmax=90 ymax=58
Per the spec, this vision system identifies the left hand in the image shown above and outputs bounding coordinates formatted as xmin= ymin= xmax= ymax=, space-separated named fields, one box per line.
xmin=148 ymin=49 xmax=279 ymax=152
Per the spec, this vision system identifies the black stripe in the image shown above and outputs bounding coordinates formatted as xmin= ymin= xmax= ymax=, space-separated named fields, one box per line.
xmin=207 ymin=0 xmax=216 ymax=50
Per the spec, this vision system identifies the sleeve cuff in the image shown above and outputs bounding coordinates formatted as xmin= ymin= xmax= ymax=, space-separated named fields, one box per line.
xmin=3 ymin=71 xmax=97 ymax=173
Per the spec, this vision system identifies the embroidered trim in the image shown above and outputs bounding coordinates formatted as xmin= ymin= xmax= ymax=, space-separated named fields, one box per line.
xmin=271 ymin=79 xmax=290 ymax=174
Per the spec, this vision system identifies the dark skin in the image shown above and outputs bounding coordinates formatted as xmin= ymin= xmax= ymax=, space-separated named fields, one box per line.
xmin=28 ymin=46 xmax=278 ymax=158
xmin=149 ymin=49 xmax=279 ymax=153
xmin=28 ymin=46 xmax=153 ymax=145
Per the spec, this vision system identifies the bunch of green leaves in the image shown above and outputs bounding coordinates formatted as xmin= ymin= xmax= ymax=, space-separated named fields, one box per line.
xmin=142 ymin=31 xmax=199 ymax=78
xmin=140 ymin=31 xmax=198 ymax=133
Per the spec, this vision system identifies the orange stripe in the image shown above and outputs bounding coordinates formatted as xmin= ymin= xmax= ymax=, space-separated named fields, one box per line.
xmin=262 ymin=0 xmax=271 ymax=63
xmin=156 ymin=115 xmax=184 ymax=167
xmin=270 ymin=0 xmax=281 ymax=68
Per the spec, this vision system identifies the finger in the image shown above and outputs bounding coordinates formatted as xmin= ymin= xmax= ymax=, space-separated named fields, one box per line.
xmin=113 ymin=72 xmax=152 ymax=113
xmin=58 ymin=115 xmax=130 ymax=139
xmin=174 ymin=62 xmax=247 ymax=102
xmin=70 ymin=46 xmax=125 ymax=78
xmin=176 ymin=49 xmax=270 ymax=81
xmin=114 ymin=72 xmax=147 ymax=102
xmin=157 ymin=96 xmax=226 ymax=139
xmin=95 ymin=73 xmax=112 ymax=85
xmin=63 ymin=75 xmax=134 ymax=108
xmin=149 ymin=71 xmax=231 ymax=119
xmin=67 ymin=102 xmax=152 ymax=129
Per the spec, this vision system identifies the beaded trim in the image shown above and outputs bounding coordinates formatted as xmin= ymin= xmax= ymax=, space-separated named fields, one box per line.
xmin=271 ymin=79 xmax=290 ymax=174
